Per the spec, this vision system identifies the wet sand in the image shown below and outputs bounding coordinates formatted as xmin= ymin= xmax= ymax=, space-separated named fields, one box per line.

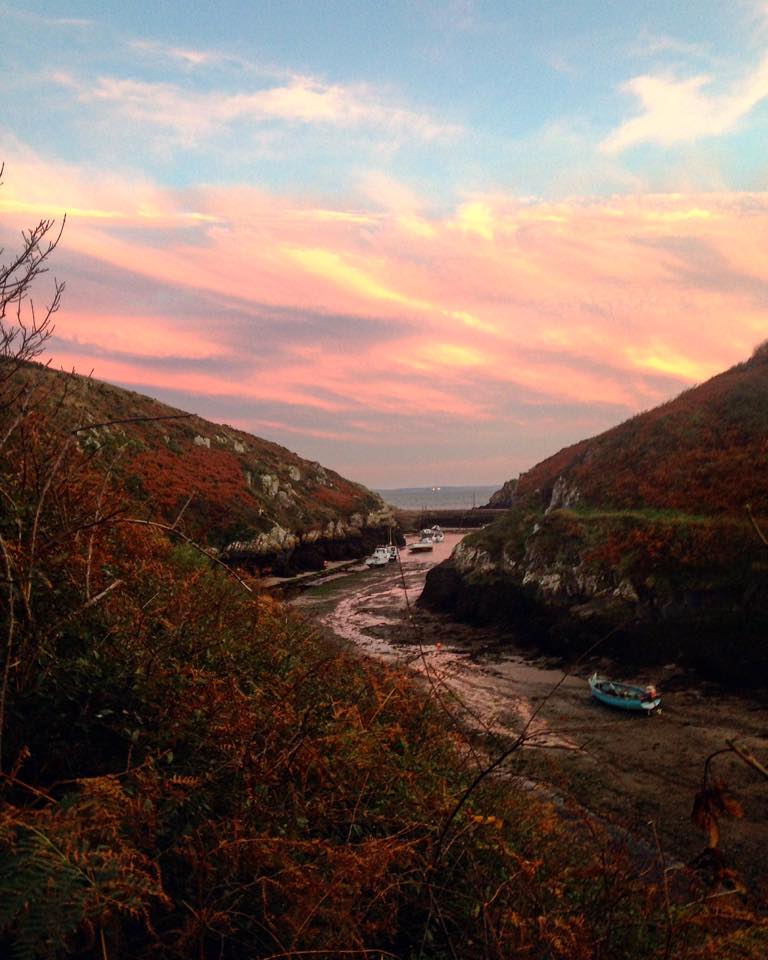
xmin=293 ymin=533 xmax=768 ymax=887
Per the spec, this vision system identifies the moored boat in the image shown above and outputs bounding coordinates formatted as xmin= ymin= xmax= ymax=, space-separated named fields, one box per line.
xmin=588 ymin=673 xmax=661 ymax=714
xmin=408 ymin=534 xmax=434 ymax=553
xmin=364 ymin=546 xmax=390 ymax=567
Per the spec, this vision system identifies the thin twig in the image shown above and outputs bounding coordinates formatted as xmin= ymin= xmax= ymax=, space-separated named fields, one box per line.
xmin=70 ymin=413 xmax=191 ymax=435
xmin=171 ymin=490 xmax=196 ymax=530
xmin=727 ymin=739 xmax=768 ymax=780
xmin=0 ymin=533 xmax=17 ymax=774
xmin=745 ymin=503 xmax=768 ymax=545
xmin=651 ymin=819 xmax=674 ymax=960
xmin=45 ymin=579 xmax=124 ymax=639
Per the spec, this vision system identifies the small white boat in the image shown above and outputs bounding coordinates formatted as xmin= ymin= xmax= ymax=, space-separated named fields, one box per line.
xmin=429 ymin=525 xmax=444 ymax=543
xmin=364 ymin=546 xmax=390 ymax=567
xmin=408 ymin=535 xmax=434 ymax=553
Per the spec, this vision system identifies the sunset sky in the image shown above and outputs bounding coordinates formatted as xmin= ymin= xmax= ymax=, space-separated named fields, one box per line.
xmin=2 ymin=1 xmax=768 ymax=487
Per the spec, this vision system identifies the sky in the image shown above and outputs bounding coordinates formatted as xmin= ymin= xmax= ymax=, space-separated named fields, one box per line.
xmin=2 ymin=1 xmax=768 ymax=488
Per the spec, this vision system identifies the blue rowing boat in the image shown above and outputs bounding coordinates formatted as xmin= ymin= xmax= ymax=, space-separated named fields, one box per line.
xmin=588 ymin=673 xmax=661 ymax=714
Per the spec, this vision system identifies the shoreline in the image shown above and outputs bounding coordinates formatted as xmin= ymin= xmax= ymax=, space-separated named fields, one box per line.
xmin=293 ymin=532 xmax=768 ymax=889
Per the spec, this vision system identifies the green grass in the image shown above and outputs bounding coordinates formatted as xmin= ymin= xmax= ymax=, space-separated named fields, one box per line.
xmin=567 ymin=505 xmax=744 ymax=527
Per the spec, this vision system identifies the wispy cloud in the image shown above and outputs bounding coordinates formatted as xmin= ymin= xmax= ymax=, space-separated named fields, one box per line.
xmin=1 ymin=7 xmax=92 ymax=29
xmin=602 ymin=54 xmax=768 ymax=152
xmin=129 ymin=39 xmax=231 ymax=67
xmin=53 ymin=71 xmax=461 ymax=147
xmin=631 ymin=32 xmax=710 ymax=62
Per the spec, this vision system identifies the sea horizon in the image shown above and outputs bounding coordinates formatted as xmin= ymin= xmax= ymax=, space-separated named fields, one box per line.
xmin=374 ymin=484 xmax=500 ymax=510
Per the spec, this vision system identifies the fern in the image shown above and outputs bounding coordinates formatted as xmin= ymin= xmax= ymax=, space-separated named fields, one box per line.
xmin=0 ymin=783 xmax=169 ymax=958
xmin=0 ymin=826 xmax=88 ymax=959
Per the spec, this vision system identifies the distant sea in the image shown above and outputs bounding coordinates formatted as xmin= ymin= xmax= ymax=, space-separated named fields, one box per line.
xmin=375 ymin=485 xmax=500 ymax=510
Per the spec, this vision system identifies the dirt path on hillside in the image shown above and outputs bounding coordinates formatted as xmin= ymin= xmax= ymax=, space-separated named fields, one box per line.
xmin=293 ymin=533 xmax=768 ymax=888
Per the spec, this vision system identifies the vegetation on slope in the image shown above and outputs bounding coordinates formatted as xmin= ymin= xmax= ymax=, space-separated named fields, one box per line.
xmin=4 ymin=361 xmax=768 ymax=958
xmin=10 ymin=362 xmax=383 ymax=553
xmin=515 ymin=346 xmax=768 ymax=516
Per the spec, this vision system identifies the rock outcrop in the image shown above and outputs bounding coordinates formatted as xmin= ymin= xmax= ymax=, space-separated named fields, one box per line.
xmin=484 ymin=478 xmax=517 ymax=508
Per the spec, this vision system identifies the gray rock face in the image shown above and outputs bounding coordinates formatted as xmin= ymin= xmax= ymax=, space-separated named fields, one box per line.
xmin=223 ymin=504 xmax=396 ymax=562
xmin=485 ymin=478 xmax=517 ymax=508
xmin=447 ymin=504 xmax=635 ymax=618
xmin=261 ymin=474 xmax=280 ymax=498
xmin=453 ymin=540 xmax=496 ymax=575
xmin=312 ymin=463 xmax=329 ymax=485
xmin=545 ymin=476 xmax=581 ymax=513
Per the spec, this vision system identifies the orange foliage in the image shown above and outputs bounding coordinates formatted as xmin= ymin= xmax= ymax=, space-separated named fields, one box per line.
xmin=516 ymin=353 xmax=768 ymax=517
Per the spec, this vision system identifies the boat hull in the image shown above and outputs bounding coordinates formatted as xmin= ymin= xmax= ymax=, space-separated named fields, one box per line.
xmin=588 ymin=674 xmax=661 ymax=713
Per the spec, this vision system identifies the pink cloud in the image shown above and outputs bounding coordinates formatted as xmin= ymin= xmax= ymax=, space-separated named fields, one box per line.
xmin=5 ymin=153 xmax=767 ymax=481
xmin=54 ymin=313 xmax=226 ymax=360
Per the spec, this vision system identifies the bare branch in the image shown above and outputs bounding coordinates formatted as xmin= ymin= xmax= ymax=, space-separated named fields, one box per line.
xmin=71 ymin=412 xmax=192 ymax=435
xmin=0 ymin=532 xmax=17 ymax=774
xmin=44 ymin=579 xmax=125 ymax=641
xmin=726 ymin=739 xmax=768 ymax=781
xmin=745 ymin=503 xmax=768 ymax=546
xmin=0 ymin=165 xmax=63 ymax=397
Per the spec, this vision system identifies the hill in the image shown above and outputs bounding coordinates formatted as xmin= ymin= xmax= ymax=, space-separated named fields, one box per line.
xmin=10 ymin=361 xmax=392 ymax=573
xmin=421 ymin=348 xmax=768 ymax=684
xmin=513 ymin=343 xmax=768 ymax=516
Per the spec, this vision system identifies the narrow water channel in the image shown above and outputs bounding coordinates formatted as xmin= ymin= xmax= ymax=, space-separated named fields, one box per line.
xmin=292 ymin=531 xmax=579 ymax=747
xmin=291 ymin=530 xmax=768 ymax=883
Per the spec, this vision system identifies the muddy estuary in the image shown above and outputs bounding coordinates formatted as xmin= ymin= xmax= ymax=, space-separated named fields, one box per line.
xmin=292 ymin=531 xmax=768 ymax=888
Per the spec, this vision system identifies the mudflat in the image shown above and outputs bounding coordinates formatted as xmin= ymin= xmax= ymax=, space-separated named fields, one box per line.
xmin=294 ymin=532 xmax=768 ymax=889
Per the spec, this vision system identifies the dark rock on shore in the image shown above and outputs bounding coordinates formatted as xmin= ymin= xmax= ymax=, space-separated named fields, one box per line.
xmin=225 ymin=525 xmax=404 ymax=576
xmin=419 ymin=556 xmax=768 ymax=686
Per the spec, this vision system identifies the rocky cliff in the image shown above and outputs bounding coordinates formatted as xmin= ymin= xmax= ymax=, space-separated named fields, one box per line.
xmin=15 ymin=362 xmax=394 ymax=574
xmin=421 ymin=349 xmax=768 ymax=685
xmin=483 ymin=478 xmax=517 ymax=508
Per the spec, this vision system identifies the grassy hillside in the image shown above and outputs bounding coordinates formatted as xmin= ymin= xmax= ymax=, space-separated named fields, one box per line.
xmin=10 ymin=362 xmax=386 ymax=558
xmin=515 ymin=346 xmax=768 ymax=516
